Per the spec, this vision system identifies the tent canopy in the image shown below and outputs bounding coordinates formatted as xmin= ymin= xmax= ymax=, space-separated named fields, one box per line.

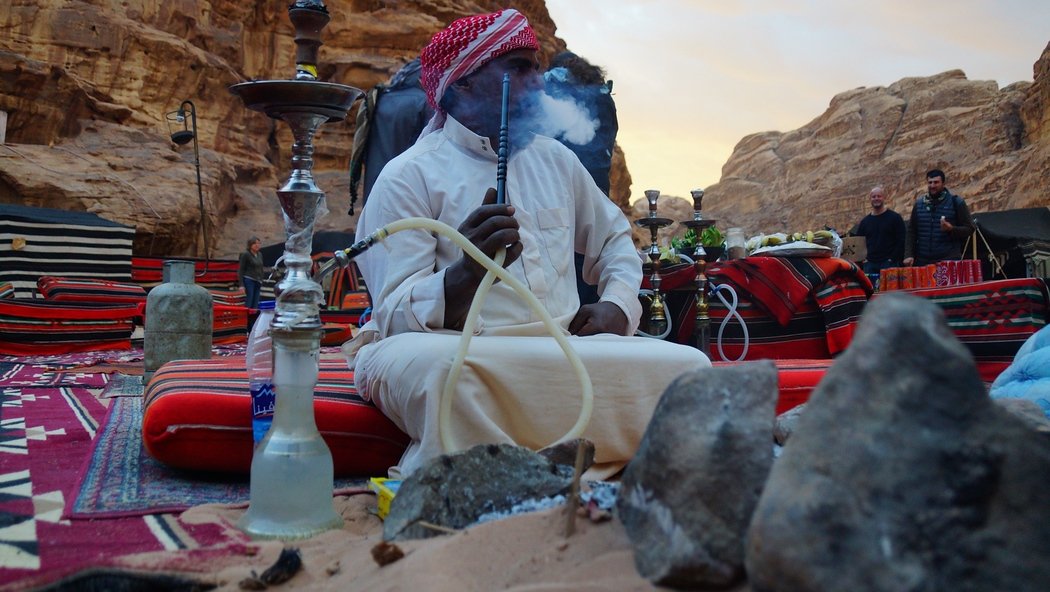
xmin=973 ymin=207 xmax=1050 ymax=247
xmin=971 ymin=207 xmax=1050 ymax=279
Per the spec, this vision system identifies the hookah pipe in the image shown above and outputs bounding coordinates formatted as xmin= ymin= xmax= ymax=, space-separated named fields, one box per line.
xmin=634 ymin=190 xmax=673 ymax=339
xmin=496 ymin=73 xmax=510 ymax=205
xmin=683 ymin=189 xmax=711 ymax=353
xmin=318 ymin=73 xmax=595 ymax=455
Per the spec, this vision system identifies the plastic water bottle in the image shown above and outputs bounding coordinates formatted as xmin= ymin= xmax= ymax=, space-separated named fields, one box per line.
xmin=247 ymin=300 xmax=276 ymax=445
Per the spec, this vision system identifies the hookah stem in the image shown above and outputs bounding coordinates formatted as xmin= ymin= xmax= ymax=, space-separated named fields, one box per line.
xmin=496 ymin=72 xmax=510 ymax=205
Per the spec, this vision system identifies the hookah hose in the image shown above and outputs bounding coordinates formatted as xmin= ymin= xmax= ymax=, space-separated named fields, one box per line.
xmin=708 ymin=282 xmax=750 ymax=362
xmin=339 ymin=217 xmax=594 ymax=454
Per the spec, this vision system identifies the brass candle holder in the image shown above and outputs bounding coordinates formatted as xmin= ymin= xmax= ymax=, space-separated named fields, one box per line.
xmin=634 ymin=189 xmax=673 ymax=336
xmin=680 ymin=188 xmax=717 ymax=354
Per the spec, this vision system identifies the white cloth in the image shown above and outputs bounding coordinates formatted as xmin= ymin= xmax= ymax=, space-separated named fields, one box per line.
xmin=351 ymin=331 xmax=711 ymax=479
xmin=350 ymin=115 xmax=705 ymax=477
xmin=355 ymin=115 xmax=642 ymax=337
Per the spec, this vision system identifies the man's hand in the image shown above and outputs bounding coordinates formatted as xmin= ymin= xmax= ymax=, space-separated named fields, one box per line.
xmin=443 ymin=188 xmax=522 ymax=330
xmin=456 ymin=187 xmax=523 ymax=279
xmin=939 ymin=215 xmax=953 ymax=233
xmin=569 ymin=302 xmax=629 ymax=336
xmin=903 ymin=257 xmax=914 ymax=267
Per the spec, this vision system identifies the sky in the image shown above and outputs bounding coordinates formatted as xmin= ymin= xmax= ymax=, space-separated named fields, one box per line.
xmin=545 ymin=0 xmax=1050 ymax=200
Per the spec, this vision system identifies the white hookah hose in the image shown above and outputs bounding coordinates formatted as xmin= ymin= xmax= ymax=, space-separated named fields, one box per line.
xmin=634 ymin=288 xmax=673 ymax=339
xmin=710 ymin=283 xmax=749 ymax=362
xmin=373 ymin=217 xmax=595 ymax=454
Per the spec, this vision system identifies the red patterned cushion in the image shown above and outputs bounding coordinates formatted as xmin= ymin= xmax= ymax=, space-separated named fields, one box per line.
xmin=37 ymin=275 xmax=147 ymax=304
xmin=212 ymin=304 xmax=248 ymax=345
xmin=142 ymin=357 xmax=409 ymax=476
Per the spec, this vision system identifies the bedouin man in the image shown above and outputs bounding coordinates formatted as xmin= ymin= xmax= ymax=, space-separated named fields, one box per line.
xmin=347 ymin=9 xmax=709 ymax=479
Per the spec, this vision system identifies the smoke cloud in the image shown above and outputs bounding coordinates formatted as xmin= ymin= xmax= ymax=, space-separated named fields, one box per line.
xmin=534 ymin=93 xmax=598 ymax=145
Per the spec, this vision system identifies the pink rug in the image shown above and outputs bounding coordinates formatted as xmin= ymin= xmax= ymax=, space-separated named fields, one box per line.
xmin=0 ymin=367 xmax=239 ymax=590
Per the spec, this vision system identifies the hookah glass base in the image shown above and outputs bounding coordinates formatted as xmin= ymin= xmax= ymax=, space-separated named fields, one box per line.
xmin=237 ymin=328 xmax=343 ymax=540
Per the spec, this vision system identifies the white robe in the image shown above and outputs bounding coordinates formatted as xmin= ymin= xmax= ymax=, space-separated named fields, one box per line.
xmin=348 ymin=115 xmax=709 ymax=477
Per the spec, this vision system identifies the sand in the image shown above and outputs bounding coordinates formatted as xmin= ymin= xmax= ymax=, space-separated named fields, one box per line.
xmin=113 ymin=492 xmax=663 ymax=591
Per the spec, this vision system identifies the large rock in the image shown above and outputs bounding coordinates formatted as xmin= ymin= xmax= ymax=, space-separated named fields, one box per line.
xmin=746 ymin=293 xmax=1050 ymax=592
xmin=617 ymin=362 xmax=777 ymax=588
xmin=0 ymin=1 xmax=634 ymax=259
xmin=700 ymin=41 xmax=1050 ymax=237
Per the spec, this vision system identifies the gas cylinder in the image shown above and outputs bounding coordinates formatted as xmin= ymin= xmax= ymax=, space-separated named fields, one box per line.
xmin=144 ymin=260 xmax=213 ymax=382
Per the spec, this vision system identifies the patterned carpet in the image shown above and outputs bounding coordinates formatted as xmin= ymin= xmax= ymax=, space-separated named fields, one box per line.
xmin=0 ymin=350 xmax=246 ymax=590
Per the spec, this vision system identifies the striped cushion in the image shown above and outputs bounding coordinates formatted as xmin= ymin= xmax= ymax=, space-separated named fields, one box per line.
xmin=132 ymin=257 xmax=240 ymax=290
xmin=0 ymin=299 xmax=138 ymax=355
xmin=142 ymin=357 xmax=409 ymax=476
xmin=37 ymin=275 xmax=147 ymax=304
xmin=0 ymin=282 xmax=13 ymax=299
xmin=209 ymin=287 xmax=246 ymax=307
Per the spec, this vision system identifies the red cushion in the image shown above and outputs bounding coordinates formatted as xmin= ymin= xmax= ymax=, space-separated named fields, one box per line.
xmin=714 ymin=359 xmax=831 ymax=414
xmin=142 ymin=357 xmax=409 ymax=477
xmin=0 ymin=298 xmax=138 ymax=355
xmin=713 ymin=358 xmax=1013 ymax=415
xmin=37 ymin=275 xmax=147 ymax=304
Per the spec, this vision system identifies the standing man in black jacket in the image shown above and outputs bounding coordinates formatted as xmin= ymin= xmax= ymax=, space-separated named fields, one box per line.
xmin=903 ymin=169 xmax=974 ymax=266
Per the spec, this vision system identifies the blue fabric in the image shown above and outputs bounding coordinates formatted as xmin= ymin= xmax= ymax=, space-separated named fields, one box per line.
xmin=989 ymin=324 xmax=1050 ymax=419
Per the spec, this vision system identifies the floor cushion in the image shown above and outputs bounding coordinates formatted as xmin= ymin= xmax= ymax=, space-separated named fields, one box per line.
xmin=712 ymin=358 xmax=1012 ymax=416
xmin=142 ymin=357 xmax=409 ymax=477
xmin=0 ymin=298 xmax=138 ymax=355
xmin=37 ymin=275 xmax=147 ymax=304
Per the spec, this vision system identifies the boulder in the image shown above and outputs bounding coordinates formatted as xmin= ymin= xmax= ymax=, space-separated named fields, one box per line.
xmin=746 ymin=293 xmax=1050 ymax=592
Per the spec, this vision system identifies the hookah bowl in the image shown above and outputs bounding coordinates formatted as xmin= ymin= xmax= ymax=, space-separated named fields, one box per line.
xmin=680 ymin=188 xmax=716 ymax=353
xmin=634 ymin=189 xmax=673 ymax=335
xmin=229 ymin=0 xmax=362 ymax=540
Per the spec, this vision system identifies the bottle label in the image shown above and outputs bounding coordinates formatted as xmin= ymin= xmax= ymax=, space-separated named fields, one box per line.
xmin=250 ymin=382 xmax=275 ymax=444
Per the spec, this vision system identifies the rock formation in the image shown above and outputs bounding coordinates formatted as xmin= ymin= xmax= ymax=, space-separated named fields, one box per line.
xmin=0 ymin=1 xmax=633 ymax=259
xmin=699 ymin=42 xmax=1050 ymax=238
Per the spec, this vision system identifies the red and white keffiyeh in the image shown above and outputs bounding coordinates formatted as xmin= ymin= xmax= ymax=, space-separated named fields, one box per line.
xmin=418 ymin=9 xmax=539 ymax=136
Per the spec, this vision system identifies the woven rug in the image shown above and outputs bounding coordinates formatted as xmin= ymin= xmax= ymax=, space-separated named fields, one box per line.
xmin=0 ymin=375 xmax=233 ymax=590
xmin=70 ymin=389 xmax=364 ymax=518
xmin=99 ymin=372 xmax=144 ymax=398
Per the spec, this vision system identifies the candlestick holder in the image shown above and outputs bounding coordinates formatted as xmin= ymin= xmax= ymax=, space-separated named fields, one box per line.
xmin=634 ymin=189 xmax=673 ymax=335
xmin=680 ymin=188 xmax=717 ymax=354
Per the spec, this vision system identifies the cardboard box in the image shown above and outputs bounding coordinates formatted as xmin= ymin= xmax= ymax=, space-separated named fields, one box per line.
xmin=840 ymin=236 xmax=867 ymax=262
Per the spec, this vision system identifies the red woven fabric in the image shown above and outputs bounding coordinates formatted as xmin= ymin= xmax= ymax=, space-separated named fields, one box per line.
xmin=709 ymin=257 xmax=872 ymax=326
xmin=645 ymin=258 xmax=871 ymax=358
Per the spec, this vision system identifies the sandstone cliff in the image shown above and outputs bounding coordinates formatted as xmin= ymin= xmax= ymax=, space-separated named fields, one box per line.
xmin=0 ymin=1 xmax=632 ymax=259
xmin=697 ymin=42 xmax=1050 ymax=239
